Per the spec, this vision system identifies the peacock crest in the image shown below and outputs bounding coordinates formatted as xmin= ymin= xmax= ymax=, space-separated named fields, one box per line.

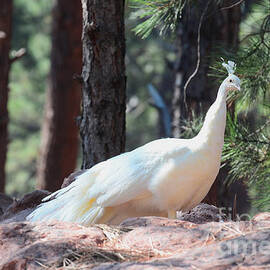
xmin=222 ymin=60 xmax=236 ymax=75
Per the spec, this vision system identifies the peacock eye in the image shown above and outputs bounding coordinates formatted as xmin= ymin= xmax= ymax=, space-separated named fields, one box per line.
xmin=229 ymin=79 xmax=232 ymax=83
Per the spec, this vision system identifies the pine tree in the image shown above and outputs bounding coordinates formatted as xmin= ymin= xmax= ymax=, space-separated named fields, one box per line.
xmin=0 ymin=0 xmax=13 ymax=193
xmin=37 ymin=0 xmax=82 ymax=192
xmin=80 ymin=0 xmax=126 ymax=169
xmin=131 ymin=0 xmax=270 ymax=211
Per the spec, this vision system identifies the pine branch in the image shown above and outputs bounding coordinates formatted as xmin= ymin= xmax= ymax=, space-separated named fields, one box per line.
xmin=130 ymin=0 xmax=186 ymax=38
xmin=223 ymin=115 xmax=270 ymax=210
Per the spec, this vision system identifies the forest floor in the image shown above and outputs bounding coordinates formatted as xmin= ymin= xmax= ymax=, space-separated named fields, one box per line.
xmin=0 ymin=192 xmax=270 ymax=269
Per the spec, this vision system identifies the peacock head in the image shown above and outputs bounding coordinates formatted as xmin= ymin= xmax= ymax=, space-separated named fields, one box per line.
xmin=222 ymin=60 xmax=241 ymax=91
xmin=224 ymin=74 xmax=241 ymax=91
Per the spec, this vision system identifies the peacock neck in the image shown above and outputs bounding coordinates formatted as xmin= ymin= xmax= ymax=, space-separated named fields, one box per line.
xmin=197 ymin=83 xmax=227 ymax=150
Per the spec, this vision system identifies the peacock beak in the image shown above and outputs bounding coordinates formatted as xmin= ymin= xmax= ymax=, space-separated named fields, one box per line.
xmin=234 ymin=84 xmax=241 ymax=91
xmin=231 ymin=81 xmax=241 ymax=91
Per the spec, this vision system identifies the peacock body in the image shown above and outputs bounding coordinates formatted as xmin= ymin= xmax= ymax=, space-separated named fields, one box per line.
xmin=27 ymin=61 xmax=241 ymax=225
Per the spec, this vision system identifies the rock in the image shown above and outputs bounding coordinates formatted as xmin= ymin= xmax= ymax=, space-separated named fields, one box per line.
xmin=0 ymin=193 xmax=13 ymax=216
xmin=120 ymin=203 xmax=226 ymax=228
xmin=120 ymin=215 xmax=191 ymax=228
xmin=61 ymin=170 xmax=87 ymax=188
xmin=93 ymin=215 xmax=270 ymax=270
xmin=1 ymin=208 xmax=36 ymax=224
xmin=1 ymin=206 xmax=270 ymax=269
xmin=252 ymin=212 xmax=270 ymax=222
xmin=177 ymin=203 xmax=227 ymax=223
xmin=5 ymin=190 xmax=51 ymax=213
xmin=118 ymin=220 xmax=207 ymax=254
xmin=0 ymin=221 xmax=107 ymax=269
xmin=0 ymin=190 xmax=51 ymax=223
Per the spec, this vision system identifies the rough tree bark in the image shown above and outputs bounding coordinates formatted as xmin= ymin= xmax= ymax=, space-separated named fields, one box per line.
xmin=0 ymin=0 xmax=13 ymax=193
xmin=171 ymin=0 xmax=241 ymax=205
xmin=37 ymin=0 xmax=82 ymax=191
xmin=172 ymin=1 xmax=241 ymax=136
xmin=80 ymin=0 xmax=126 ymax=169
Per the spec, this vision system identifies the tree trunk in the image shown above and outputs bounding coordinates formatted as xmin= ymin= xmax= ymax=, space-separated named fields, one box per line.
xmin=80 ymin=0 xmax=126 ymax=169
xmin=171 ymin=0 xmax=241 ymax=205
xmin=37 ymin=0 xmax=82 ymax=191
xmin=0 ymin=0 xmax=12 ymax=193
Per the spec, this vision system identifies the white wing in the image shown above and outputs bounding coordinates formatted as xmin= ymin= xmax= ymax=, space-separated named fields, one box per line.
xmin=88 ymin=142 xmax=163 ymax=207
xmin=87 ymin=137 xmax=190 ymax=207
xmin=27 ymin=138 xmax=189 ymax=224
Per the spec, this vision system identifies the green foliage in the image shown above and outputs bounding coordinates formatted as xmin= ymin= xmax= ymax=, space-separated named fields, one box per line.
xmin=179 ymin=112 xmax=204 ymax=139
xmin=130 ymin=0 xmax=186 ymax=38
xmin=209 ymin=42 xmax=270 ymax=111
xmin=132 ymin=0 xmax=270 ymax=211
xmin=125 ymin=9 xmax=176 ymax=149
xmin=213 ymin=1 xmax=270 ymax=211
xmin=210 ymin=10 xmax=270 ymax=106
xmin=223 ymin=115 xmax=270 ymax=210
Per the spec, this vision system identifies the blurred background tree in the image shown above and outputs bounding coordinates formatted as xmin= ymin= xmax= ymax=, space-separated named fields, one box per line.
xmin=36 ymin=0 xmax=82 ymax=192
xmin=0 ymin=0 xmax=13 ymax=192
xmin=3 ymin=0 xmax=269 ymax=216
xmin=7 ymin=0 xmax=52 ymax=195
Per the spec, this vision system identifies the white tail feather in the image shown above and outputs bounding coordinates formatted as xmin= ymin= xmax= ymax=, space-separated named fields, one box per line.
xmin=26 ymin=169 xmax=104 ymax=225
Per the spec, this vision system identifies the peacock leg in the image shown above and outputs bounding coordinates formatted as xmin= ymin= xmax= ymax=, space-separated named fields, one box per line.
xmin=168 ymin=209 xmax=176 ymax=219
